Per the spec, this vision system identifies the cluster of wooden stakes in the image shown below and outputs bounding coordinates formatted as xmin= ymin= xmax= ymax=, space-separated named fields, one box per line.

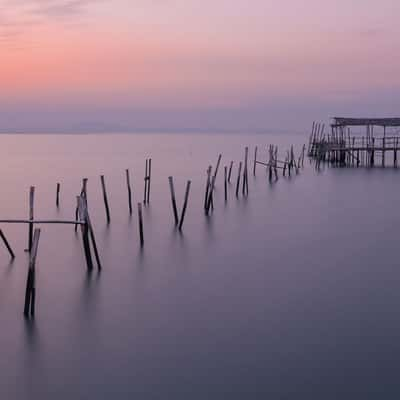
xmin=0 ymin=145 xmax=306 ymax=319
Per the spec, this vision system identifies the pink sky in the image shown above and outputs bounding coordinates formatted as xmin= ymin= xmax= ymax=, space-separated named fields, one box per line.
xmin=1 ymin=0 xmax=400 ymax=132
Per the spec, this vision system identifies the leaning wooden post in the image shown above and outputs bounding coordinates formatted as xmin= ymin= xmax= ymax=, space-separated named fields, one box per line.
xmin=138 ymin=203 xmax=144 ymax=247
xmin=179 ymin=180 xmax=191 ymax=231
xmin=147 ymin=158 xmax=152 ymax=204
xmin=274 ymin=146 xmax=279 ymax=180
xmin=0 ymin=229 xmax=15 ymax=259
xmin=228 ymin=161 xmax=233 ymax=183
xmin=100 ymin=175 xmax=111 ymax=223
xmin=168 ymin=176 xmax=179 ymax=225
xmin=24 ymin=228 xmax=40 ymax=318
xmin=253 ymin=146 xmax=258 ymax=176
xmin=81 ymin=178 xmax=88 ymax=199
xmin=74 ymin=196 xmax=80 ymax=232
xmin=87 ymin=227 xmax=101 ymax=271
xmin=76 ymin=178 xmax=88 ymax=232
xmin=204 ymin=166 xmax=212 ymax=210
xmin=224 ymin=166 xmax=227 ymax=202
xmin=236 ymin=162 xmax=242 ymax=197
xmin=126 ymin=169 xmax=133 ymax=214
xmin=81 ymin=200 xmax=102 ymax=271
xmin=283 ymin=156 xmax=287 ymax=176
xmin=143 ymin=159 xmax=148 ymax=204
xmin=242 ymin=147 xmax=249 ymax=195
xmin=27 ymin=186 xmax=35 ymax=252
xmin=205 ymin=154 xmax=222 ymax=213
xmin=78 ymin=196 xmax=93 ymax=271
xmin=56 ymin=183 xmax=60 ymax=207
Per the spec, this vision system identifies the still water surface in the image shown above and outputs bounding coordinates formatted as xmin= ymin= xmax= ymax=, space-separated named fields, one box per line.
xmin=0 ymin=133 xmax=399 ymax=399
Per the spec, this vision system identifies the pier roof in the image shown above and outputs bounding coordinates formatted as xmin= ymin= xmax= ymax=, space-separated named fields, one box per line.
xmin=332 ymin=117 xmax=400 ymax=127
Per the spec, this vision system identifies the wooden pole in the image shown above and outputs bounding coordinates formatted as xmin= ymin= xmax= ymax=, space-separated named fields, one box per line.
xmin=205 ymin=154 xmax=222 ymax=213
xmin=78 ymin=196 xmax=93 ymax=271
xmin=168 ymin=176 xmax=179 ymax=225
xmin=126 ymin=169 xmax=133 ymax=214
xmin=253 ymin=146 xmax=258 ymax=176
xmin=144 ymin=159 xmax=148 ymax=204
xmin=228 ymin=161 xmax=233 ymax=183
xmin=224 ymin=166 xmax=227 ymax=202
xmin=138 ymin=203 xmax=144 ymax=247
xmin=24 ymin=228 xmax=40 ymax=318
xmin=236 ymin=162 xmax=242 ymax=197
xmin=81 ymin=178 xmax=88 ymax=200
xmin=0 ymin=229 xmax=15 ymax=259
xmin=242 ymin=147 xmax=248 ymax=195
xmin=100 ymin=175 xmax=111 ymax=223
xmin=83 ymin=204 xmax=102 ymax=271
xmin=147 ymin=158 xmax=152 ymax=204
xmin=74 ymin=195 xmax=80 ymax=232
xmin=76 ymin=178 xmax=88 ymax=232
xmin=56 ymin=183 xmax=60 ymax=207
xmin=28 ymin=186 xmax=34 ymax=252
xmin=179 ymin=180 xmax=191 ymax=231
xmin=204 ymin=166 xmax=212 ymax=210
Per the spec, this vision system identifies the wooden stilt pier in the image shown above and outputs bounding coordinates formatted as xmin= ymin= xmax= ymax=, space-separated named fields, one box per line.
xmin=309 ymin=117 xmax=400 ymax=169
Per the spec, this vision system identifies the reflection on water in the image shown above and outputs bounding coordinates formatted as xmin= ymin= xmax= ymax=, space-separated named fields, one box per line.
xmin=0 ymin=133 xmax=400 ymax=399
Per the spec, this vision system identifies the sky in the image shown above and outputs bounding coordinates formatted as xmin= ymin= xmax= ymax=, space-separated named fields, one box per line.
xmin=1 ymin=0 xmax=400 ymax=133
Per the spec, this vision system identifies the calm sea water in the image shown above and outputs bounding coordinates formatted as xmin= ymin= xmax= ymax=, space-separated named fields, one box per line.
xmin=0 ymin=133 xmax=400 ymax=399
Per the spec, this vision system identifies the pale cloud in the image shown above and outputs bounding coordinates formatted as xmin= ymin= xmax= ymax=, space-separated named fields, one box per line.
xmin=25 ymin=0 xmax=100 ymax=18
xmin=0 ymin=0 xmax=100 ymax=45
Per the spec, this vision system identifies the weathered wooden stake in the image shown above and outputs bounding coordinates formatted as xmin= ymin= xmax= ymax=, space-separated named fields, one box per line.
xmin=100 ymin=175 xmax=111 ymax=223
xmin=224 ymin=166 xmax=227 ymax=202
xmin=253 ymin=146 xmax=258 ymax=176
xmin=168 ymin=176 xmax=179 ymax=225
xmin=236 ymin=162 xmax=242 ymax=197
xmin=76 ymin=178 xmax=88 ymax=232
xmin=144 ymin=159 xmax=148 ymax=204
xmin=205 ymin=154 xmax=222 ymax=213
xmin=228 ymin=161 xmax=233 ymax=183
xmin=204 ymin=166 xmax=212 ymax=210
xmin=138 ymin=203 xmax=144 ymax=247
xmin=142 ymin=158 xmax=152 ymax=205
xmin=179 ymin=180 xmax=191 ymax=231
xmin=126 ymin=169 xmax=133 ymax=214
xmin=147 ymin=158 xmax=152 ymax=204
xmin=78 ymin=196 xmax=93 ymax=271
xmin=242 ymin=147 xmax=249 ymax=195
xmin=27 ymin=186 xmax=35 ymax=252
xmin=84 ymin=205 xmax=102 ymax=271
xmin=24 ymin=228 xmax=40 ymax=318
xmin=56 ymin=183 xmax=60 ymax=207
xmin=0 ymin=229 xmax=15 ymax=259
xmin=74 ymin=196 xmax=80 ymax=232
